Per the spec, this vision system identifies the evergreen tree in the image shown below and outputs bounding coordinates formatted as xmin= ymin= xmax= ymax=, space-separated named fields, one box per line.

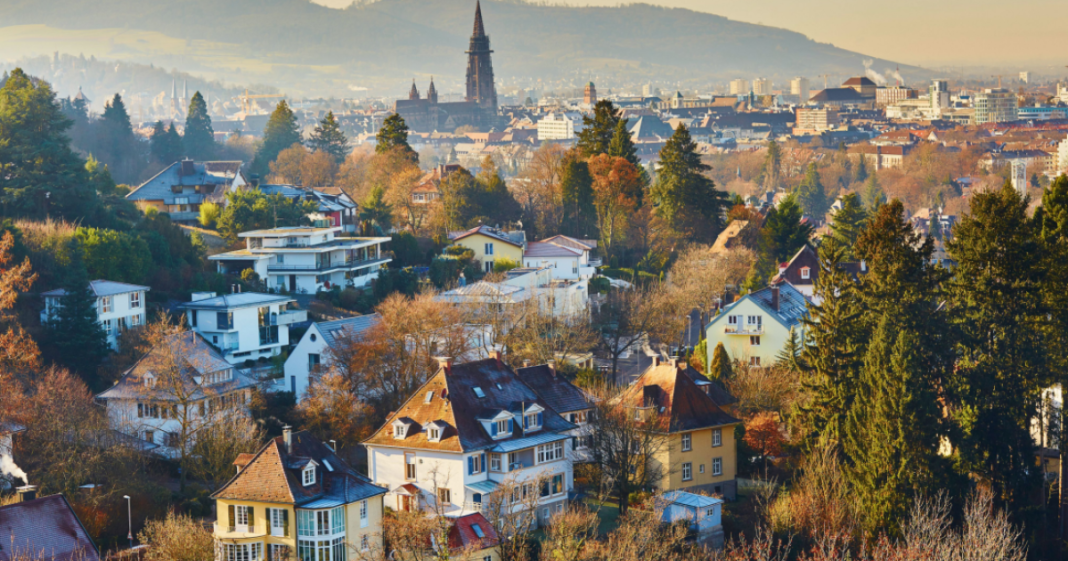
xmin=709 ymin=342 xmax=732 ymax=381
xmin=607 ymin=117 xmax=640 ymax=168
xmin=309 ymin=111 xmax=349 ymax=163
xmin=828 ymin=192 xmax=867 ymax=258
xmin=166 ymin=123 xmax=184 ymax=162
xmin=796 ymin=162 xmax=829 ymax=218
xmin=375 ymin=113 xmax=417 ymax=163
xmin=252 ymin=100 xmax=302 ymax=175
xmin=854 ymin=154 xmax=869 ymax=183
xmin=576 ymin=100 xmax=621 ymax=159
xmin=0 ymin=68 xmax=98 ymax=221
xmin=861 ymin=174 xmax=885 ymax=211
xmin=150 ymin=120 xmax=184 ymax=165
xmin=649 ymin=124 xmax=728 ymax=243
xmin=560 ymin=153 xmax=597 ymax=239
xmin=46 ymin=240 xmax=110 ymax=389
xmin=760 ymin=193 xmax=813 ymax=265
xmin=761 ymin=140 xmax=782 ymax=191
xmin=98 ymin=93 xmax=140 ymax=179
xmin=359 ymin=186 xmax=392 ymax=234
xmin=183 ymin=92 xmax=215 ymax=161
xmin=947 ymin=181 xmax=1049 ymax=509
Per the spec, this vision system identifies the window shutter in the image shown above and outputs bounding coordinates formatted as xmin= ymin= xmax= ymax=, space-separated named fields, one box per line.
xmin=490 ymin=422 xmax=498 ymax=436
xmin=228 ymin=505 xmax=235 ymax=527
xmin=283 ymin=510 xmax=289 ymax=537
xmin=572 ymin=437 xmax=577 ymax=449
xmin=468 ymin=456 xmax=474 ymax=475
xmin=508 ymin=419 xmax=514 ymax=433
xmin=481 ymin=453 xmax=486 ymax=471
xmin=523 ymin=416 xmax=528 ymax=429
xmin=537 ymin=412 xmax=543 ymax=426
xmin=248 ymin=506 xmax=254 ymax=527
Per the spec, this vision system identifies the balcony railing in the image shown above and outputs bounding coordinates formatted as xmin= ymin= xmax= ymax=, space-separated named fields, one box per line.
xmin=724 ymin=325 xmax=763 ymax=335
xmin=277 ymin=310 xmax=307 ymax=325
xmin=267 ymin=257 xmax=386 ymax=272
xmin=213 ymin=523 xmax=266 ymax=538
xmin=587 ymin=259 xmax=603 ymax=267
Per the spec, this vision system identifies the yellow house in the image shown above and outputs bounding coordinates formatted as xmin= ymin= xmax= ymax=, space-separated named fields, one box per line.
xmin=211 ymin=428 xmax=387 ymax=561
xmin=448 ymin=225 xmax=526 ymax=273
xmin=618 ymin=358 xmax=742 ymax=499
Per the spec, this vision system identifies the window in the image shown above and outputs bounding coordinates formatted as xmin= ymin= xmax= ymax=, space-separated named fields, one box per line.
xmin=699 ymin=464 xmax=705 ymax=474
xmin=484 ymin=261 xmax=494 ymax=272
xmin=359 ymin=500 xmax=368 ymax=528
xmin=706 ymin=507 xmax=716 ymax=517
xmin=473 ymin=387 xmax=486 ymax=398
xmin=99 ymin=296 xmax=113 ymax=314
xmin=270 ymin=508 xmax=289 ymax=537
xmin=103 ymin=319 xmax=113 ymax=335
xmin=490 ymin=453 xmax=502 ymax=471
xmin=750 ymin=356 xmax=761 ymax=367
xmin=130 ymin=314 xmax=142 ymax=326
xmin=130 ymin=292 xmax=141 ymax=309
xmin=523 ymin=412 xmax=543 ymax=431
xmin=302 ymin=465 xmax=316 ymax=486
xmin=405 ymin=453 xmax=417 ymax=480
xmin=712 ymin=457 xmax=723 ymax=476
xmin=750 ymin=336 xmax=761 ymax=346
xmin=468 ymin=453 xmax=485 ymax=475
xmin=224 ymin=543 xmax=263 ymax=561
xmin=682 ymin=433 xmax=692 ymax=452
xmin=747 ymin=315 xmax=762 ymax=327
xmin=190 ymin=310 xmax=198 ymax=327
xmin=569 ymin=411 xmax=587 ymax=424
xmin=217 ymin=311 xmax=234 ymax=330
xmin=471 ymin=523 xmax=485 ymax=538
xmin=437 ymin=488 xmax=451 ymax=505
xmin=484 ymin=243 xmax=494 ymax=255
xmin=429 ymin=427 xmax=440 ymax=441
xmin=493 ymin=419 xmax=511 ymax=437
xmin=712 ymin=428 xmax=722 ymax=447
xmin=551 ymin=473 xmax=564 ymax=495
xmin=268 ymin=545 xmax=291 ymax=561
xmin=682 ymin=462 xmax=693 ymax=481
xmin=728 ymin=315 xmax=739 ymax=325
xmin=800 ymin=267 xmax=811 ymax=280
xmin=537 ymin=441 xmax=564 ymax=463
xmin=234 ymin=505 xmax=251 ymax=529
xmin=144 ymin=430 xmax=155 ymax=444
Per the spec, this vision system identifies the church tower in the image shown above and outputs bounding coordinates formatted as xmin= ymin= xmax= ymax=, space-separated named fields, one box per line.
xmin=409 ymin=79 xmax=421 ymax=100
xmin=584 ymin=82 xmax=597 ymax=105
xmin=465 ymin=1 xmax=498 ymax=127
xmin=427 ymin=77 xmax=438 ymax=104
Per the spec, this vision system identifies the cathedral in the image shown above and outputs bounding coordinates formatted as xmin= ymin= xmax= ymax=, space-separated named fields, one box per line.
xmin=393 ymin=1 xmax=500 ymax=133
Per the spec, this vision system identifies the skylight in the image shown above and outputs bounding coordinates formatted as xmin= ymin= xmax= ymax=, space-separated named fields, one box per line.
xmin=496 ymin=383 xmax=502 ymax=390
xmin=425 ymin=390 xmax=434 ymax=403
xmin=471 ymin=523 xmax=485 ymax=538
xmin=473 ymin=387 xmax=486 ymax=398
xmin=323 ymin=459 xmax=334 ymax=472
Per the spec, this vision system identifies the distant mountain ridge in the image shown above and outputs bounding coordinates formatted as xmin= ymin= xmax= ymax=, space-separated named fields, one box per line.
xmin=0 ymin=0 xmax=924 ymax=96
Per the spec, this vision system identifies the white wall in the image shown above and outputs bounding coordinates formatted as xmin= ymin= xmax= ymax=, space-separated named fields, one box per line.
xmin=284 ymin=324 xmax=327 ymax=399
xmin=41 ymin=289 xmax=147 ymax=350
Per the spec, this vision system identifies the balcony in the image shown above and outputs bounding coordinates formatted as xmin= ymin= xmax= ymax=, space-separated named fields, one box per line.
xmin=213 ymin=523 xmax=266 ymax=538
xmin=724 ymin=325 xmax=763 ymax=335
xmin=587 ymin=259 xmax=603 ymax=268
xmin=277 ymin=310 xmax=307 ymax=325
xmin=266 ymin=257 xmax=389 ymax=273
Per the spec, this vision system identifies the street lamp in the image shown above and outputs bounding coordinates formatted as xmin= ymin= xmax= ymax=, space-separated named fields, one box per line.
xmin=123 ymin=495 xmax=132 ymax=549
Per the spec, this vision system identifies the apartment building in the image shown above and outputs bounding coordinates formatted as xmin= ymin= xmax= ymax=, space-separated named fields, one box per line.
xmin=41 ymin=280 xmax=150 ymax=350
xmin=283 ymin=314 xmax=381 ymax=399
xmin=211 ymin=428 xmax=387 ymax=561
xmin=536 ymin=112 xmax=584 ymax=140
xmin=793 ymin=108 xmax=839 ymax=135
xmin=790 ymin=77 xmax=809 ymax=103
xmin=363 ymin=355 xmax=575 ymax=529
xmin=180 ymin=292 xmax=305 ymax=365
xmin=522 ymin=235 xmax=599 ymax=280
xmin=729 ymin=79 xmax=750 ymax=95
xmin=209 ymin=226 xmax=391 ymax=293
xmin=973 ymin=88 xmax=1019 ymax=124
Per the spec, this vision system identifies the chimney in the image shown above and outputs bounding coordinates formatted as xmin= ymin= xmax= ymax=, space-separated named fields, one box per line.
xmin=547 ymin=360 xmax=556 ymax=377
xmin=669 ymin=356 xmax=680 ymax=368
xmin=436 ymin=357 xmax=453 ymax=374
xmin=652 ymin=356 xmax=660 ymax=367
xmin=16 ymin=485 xmax=38 ymax=503
xmin=282 ymin=426 xmax=293 ymax=454
xmin=771 ymin=284 xmax=780 ymax=311
xmin=180 ymin=159 xmax=195 ymax=177
xmin=491 ymin=350 xmax=503 ymax=369
xmin=523 ymin=359 xmax=532 ymax=367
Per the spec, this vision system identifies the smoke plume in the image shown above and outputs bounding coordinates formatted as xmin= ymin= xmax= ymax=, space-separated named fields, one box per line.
xmin=0 ymin=448 xmax=28 ymax=486
xmin=863 ymin=59 xmax=887 ymax=86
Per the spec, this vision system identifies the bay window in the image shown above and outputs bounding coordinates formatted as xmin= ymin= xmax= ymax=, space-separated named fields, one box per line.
xmin=223 ymin=543 xmax=263 ymax=561
xmin=296 ymin=508 xmax=346 ymax=561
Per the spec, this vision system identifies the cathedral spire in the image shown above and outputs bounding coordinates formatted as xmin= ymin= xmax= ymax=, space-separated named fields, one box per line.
xmin=409 ymin=79 xmax=420 ymax=100
xmin=473 ymin=0 xmax=485 ymax=37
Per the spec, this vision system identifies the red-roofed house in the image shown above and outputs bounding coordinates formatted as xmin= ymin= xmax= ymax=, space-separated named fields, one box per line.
xmin=445 ymin=513 xmax=500 ymax=561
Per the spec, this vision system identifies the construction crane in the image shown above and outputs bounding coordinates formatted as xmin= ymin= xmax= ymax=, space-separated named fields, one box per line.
xmin=236 ymin=89 xmax=285 ymax=114
xmin=990 ymin=75 xmax=1003 ymax=88
xmin=818 ymin=74 xmax=831 ymax=89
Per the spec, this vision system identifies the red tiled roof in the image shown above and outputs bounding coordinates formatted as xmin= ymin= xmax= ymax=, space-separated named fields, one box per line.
xmin=617 ymin=362 xmax=740 ymax=433
xmin=448 ymin=513 xmax=499 ymax=551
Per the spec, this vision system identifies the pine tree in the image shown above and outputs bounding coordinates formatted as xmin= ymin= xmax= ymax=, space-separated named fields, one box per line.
xmin=560 ymin=153 xmax=596 ymax=239
xmin=709 ymin=342 xmax=732 ymax=381
xmin=760 ymin=193 xmax=813 ymax=265
xmin=947 ymin=181 xmax=1049 ymax=509
xmin=576 ymin=100 xmax=620 ymax=159
xmin=252 ymin=100 xmax=302 ymax=175
xmin=828 ymin=192 xmax=867 ymax=258
xmin=854 ymin=154 xmax=869 ymax=183
xmin=375 ymin=113 xmax=417 ymax=163
xmin=166 ymin=123 xmax=184 ymax=163
xmin=47 ymin=240 xmax=110 ymax=389
xmin=761 ymin=140 xmax=782 ymax=191
xmin=649 ymin=124 xmax=728 ymax=243
xmin=99 ymin=94 xmax=139 ymax=178
xmin=150 ymin=120 xmax=184 ymax=165
xmin=796 ymin=162 xmax=829 ymax=218
xmin=861 ymin=174 xmax=885 ymax=211
xmin=607 ymin=117 xmax=640 ymax=168
xmin=183 ymin=92 xmax=215 ymax=161
xmin=359 ymin=186 xmax=392 ymax=234
xmin=309 ymin=111 xmax=349 ymax=163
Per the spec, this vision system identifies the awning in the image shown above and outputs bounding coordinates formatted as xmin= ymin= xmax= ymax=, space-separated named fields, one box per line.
xmin=490 ymin=432 xmax=570 ymax=453
xmin=299 ymin=498 xmax=345 ymax=509
xmin=392 ymin=483 xmax=421 ymax=496
xmin=464 ymin=480 xmax=500 ymax=494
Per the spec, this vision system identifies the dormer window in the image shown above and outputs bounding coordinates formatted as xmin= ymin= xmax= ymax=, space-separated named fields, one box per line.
xmin=427 ymin=421 xmax=446 ymax=442
xmin=523 ymin=412 xmax=543 ymax=432
xmin=429 ymin=427 xmax=440 ymax=441
xmin=144 ymin=374 xmax=156 ymax=388
xmin=302 ymin=464 xmax=316 ymax=486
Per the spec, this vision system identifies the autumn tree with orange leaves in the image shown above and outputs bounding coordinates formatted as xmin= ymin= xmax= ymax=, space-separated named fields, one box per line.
xmin=587 ymin=154 xmax=642 ymax=265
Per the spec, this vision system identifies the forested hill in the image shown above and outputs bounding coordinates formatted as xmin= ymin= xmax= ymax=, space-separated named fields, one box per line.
xmin=0 ymin=0 xmax=922 ymax=95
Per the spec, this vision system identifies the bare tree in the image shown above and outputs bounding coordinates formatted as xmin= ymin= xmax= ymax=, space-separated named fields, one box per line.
xmin=668 ymin=245 xmax=755 ymax=333
xmin=139 ymin=511 xmax=216 ymax=561
xmin=187 ymin=414 xmax=264 ymax=490
xmin=538 ymin=505 xmax=599 ymax=561
xmin=514 ymin=143 xmax=567 ymax=237
xmin=482 ymin=472 xmax=553 ymax=561
xmin=487 ymin=289 xmax=599 ymax=368
xmin=593 ymin=286 xmax=674 ymax=383
xmin=584 ymin=502 xmax=691 ymax=561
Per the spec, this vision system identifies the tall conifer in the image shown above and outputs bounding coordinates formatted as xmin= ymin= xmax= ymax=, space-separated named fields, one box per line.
xmin=252 ymin=100 xmax=302 ymax=175
xmin=183 ymin=92 xmax=215 ymax=161
xmin=47 ymin=240 xmax=110 ymax=389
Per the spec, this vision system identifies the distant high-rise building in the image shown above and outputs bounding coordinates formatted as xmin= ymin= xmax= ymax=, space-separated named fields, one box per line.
xmin=729 ymin=79 xmax=750 ymax=95
xmin=1019 ymin=71 xmax=1031 ymax=84
xmin=973 ymin=88 xmax=1018 ymax=124
xmin=929 ymin=79 xmax=950 ymax=115
xmin=753 ymin=78 xmax=772 ymax=96
xmin=583 ymin=81 xmax=597 ymax=105
xmin=790 ymin=77 xmax=810 ymax=102
xmin=1011 ymin=159 xmax=1027 ymax=195
xmin=465 ymin=0 xmax=498 ymax=124
xmin=642 ymin=83 xmax=658 ymax=97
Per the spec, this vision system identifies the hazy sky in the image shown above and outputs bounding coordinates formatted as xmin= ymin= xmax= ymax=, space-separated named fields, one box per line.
xmin=314 ymin=0 xmax=1064 ymax=67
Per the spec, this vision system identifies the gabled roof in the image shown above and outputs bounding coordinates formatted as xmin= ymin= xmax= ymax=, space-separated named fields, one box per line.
xmin=0 ymin=494 xmax=100 ymax=561
xmin=315 ymin=314 xmax=382 ymax=349
xmin=538 ymin=235 xmax=596 ymax=250
xmin=96 ymin=332 xmax=253 ymax=401
xmin=212 ymin=430 xmax=385 ymax=505
xmin=41 ymin=280 xmax=150 ymax=298
xmin=842 ymin=76 xmax=877 ymax=87
xmin=516 ymin=364 xmax=591 ymax=414
xmin=810 ymin=88 xmax=866 ymax=103
xmin=450 ymin=225 xmax=525 ymax=248
xmin=713 ymin=283 xmax=810 ymax=331
xmin=363 ymin=358 xmax=575 ymax=453
xmin=126 ymin=160 xmax=243 ymax=203
xmin=523 ymin=242 xmax=582 ymax=259
xmin=773 ymin=245 xmax=819 ymax=286
xmin=617 ymin=361 xmax=740 ymax=433
xmin=178 ymin=292 xmax=294 ymax=311
xmin=448 ymin=513 xmax=499 ymax=551
xmin=628 ymin=115 xmax=675 ymax=139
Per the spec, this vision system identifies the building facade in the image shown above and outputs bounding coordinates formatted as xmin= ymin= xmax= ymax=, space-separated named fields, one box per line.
xmin=126 ymin=160 xmax=246 ymax=223
xmin=448 ymin=225 xmax=526 ymax=272
xmin=41 ymin=280 xmax=149 ymax=350
xmin=181 ymin=292 xmax=305 ymax=365
xmin=536 ymin=112 xmax=584 ymax=140
xmin=974 ymin=88 xmax=1019 ymax=124
xmin=705 ymin=283 xmax=809 ymax=368
xmin=790 ymin=77 xmax=809 ymax=103
xmin=283 ymin=314 xmax=381 ymax=400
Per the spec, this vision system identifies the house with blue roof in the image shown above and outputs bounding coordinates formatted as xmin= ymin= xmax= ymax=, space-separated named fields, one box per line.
xmin=283 ymin=314 xmax=382 ymax=399
xmin=705 ymin=283 xmax=809 ymax=368
xmin=125 ymin=160 xmax=246 ymax=223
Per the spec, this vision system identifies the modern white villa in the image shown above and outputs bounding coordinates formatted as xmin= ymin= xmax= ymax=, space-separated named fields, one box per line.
xmin=208 ymin=227 xmax=391 ymax=294
xmin=41 ymin=280 xmax=150 ymax=350
xmin=179 ymin=292 xmax=306 ymax=365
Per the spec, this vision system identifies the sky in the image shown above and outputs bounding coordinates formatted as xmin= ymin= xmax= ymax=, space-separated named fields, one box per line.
xmin=313 ymin=0 xmax=1065 ymax=68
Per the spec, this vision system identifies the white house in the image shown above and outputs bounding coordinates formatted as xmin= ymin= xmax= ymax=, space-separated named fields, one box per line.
xmin=705 ymin=283 xmax=809 ymax=368
xmin=658 ymin=491 xmax=724 ymax=548
xmin=437 ymin=268 xmax=588 ymax=319
xmin=208 ymin=226 xmax=391 ymax=294
xmin=95 ymin=331 xmax=258 ymax=455
xmin=41 ymin=280 xmax=150 ymax=350
xmin=283 ymin=314 xmax=382 ymax=399
xmin=522 ymin=236 xmax=599 ymax=280
xmin=515 ymin=361 xmax=593 ymax=463
xmin=536 ymin=112 xmax=584 ymax=140
xmin=363 ymin=355 xmax=575 ymax=528
xmin=179 ymin=292 xmax=306 ymax=365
